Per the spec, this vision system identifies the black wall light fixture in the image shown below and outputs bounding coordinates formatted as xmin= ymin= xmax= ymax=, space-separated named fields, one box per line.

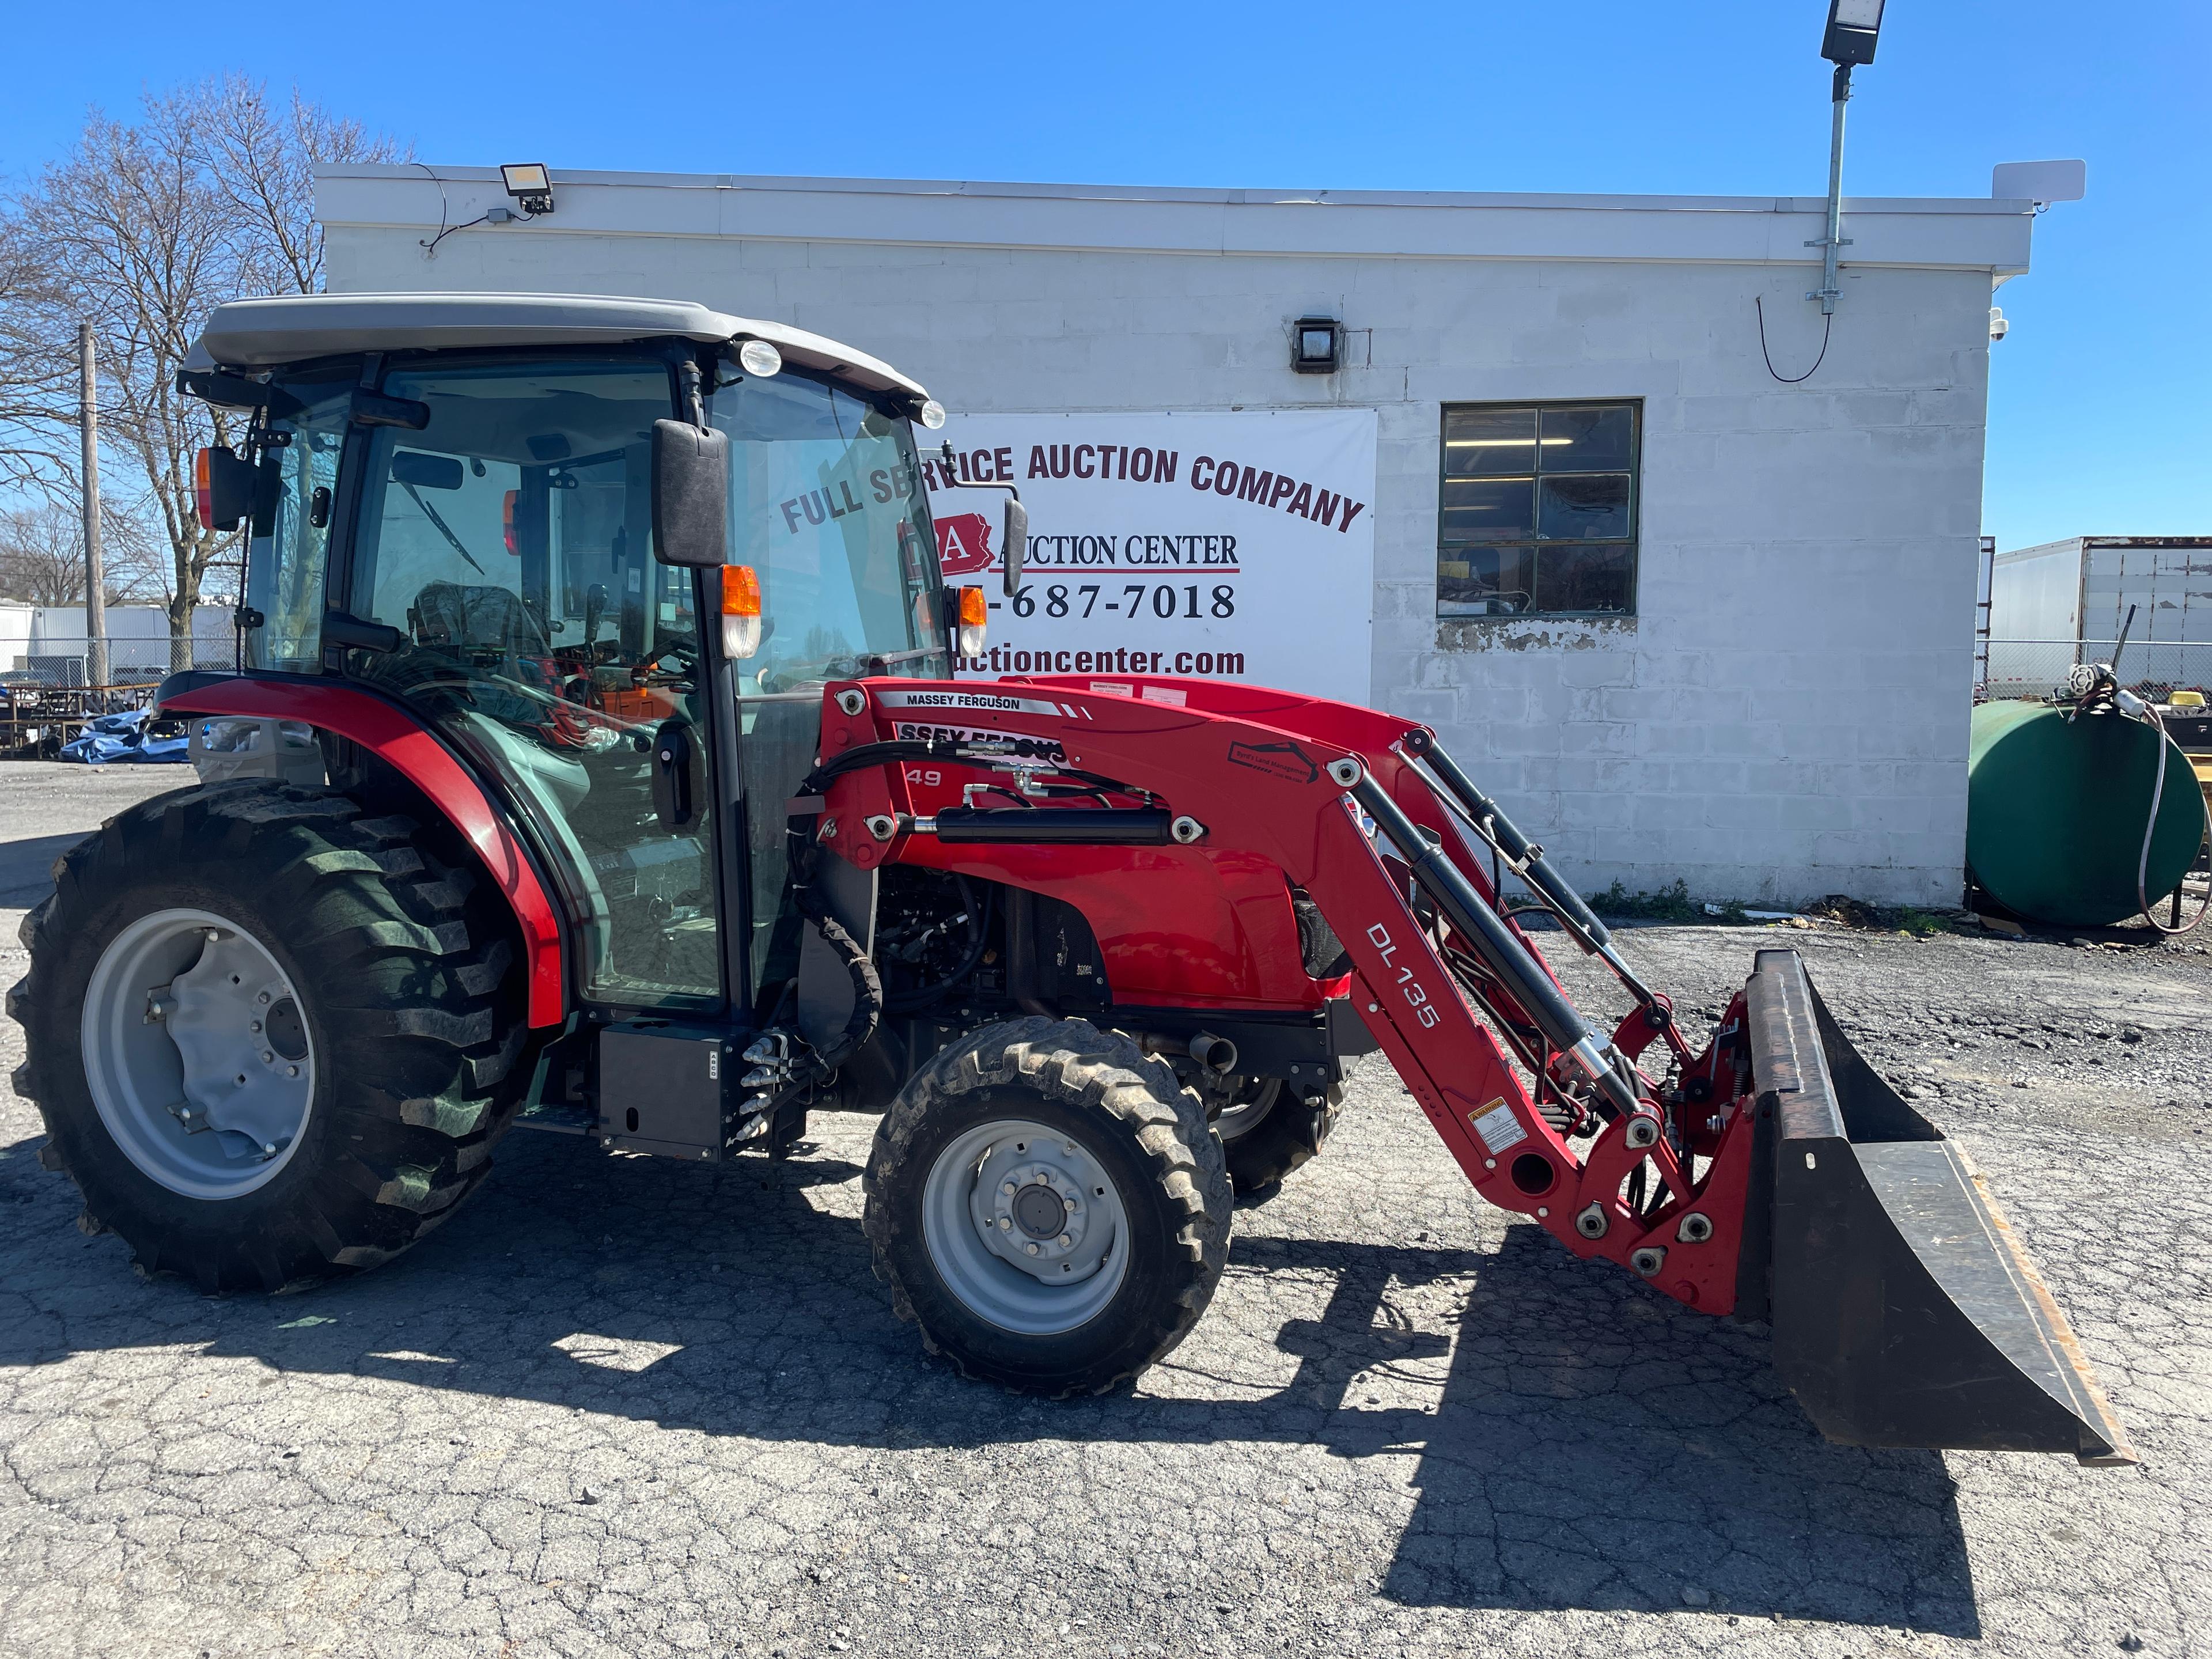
xmin=1291 ymin=316 xmax=1342 ymax=374
xmin=500 ymin=163 xmax=556 ymax=216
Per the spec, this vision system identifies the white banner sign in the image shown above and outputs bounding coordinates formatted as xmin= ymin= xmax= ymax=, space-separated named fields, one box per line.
xmin=922 ymin=410 xmax=1377 ymax=704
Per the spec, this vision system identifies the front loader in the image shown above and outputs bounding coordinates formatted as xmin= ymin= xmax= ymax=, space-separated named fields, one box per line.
xmin=13 ymin=291 xmax=2129 ymax=1461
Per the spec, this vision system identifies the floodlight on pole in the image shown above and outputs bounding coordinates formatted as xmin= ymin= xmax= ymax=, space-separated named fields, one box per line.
xmin=1808 ymin=1 xmax=1885 ymax=316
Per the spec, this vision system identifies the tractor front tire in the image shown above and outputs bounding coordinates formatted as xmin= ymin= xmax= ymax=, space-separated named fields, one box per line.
xmin=863 ymin=1017 xmax=1232 ymax=1396
xmin=10 ymin=783 xmax=528 ymax=1293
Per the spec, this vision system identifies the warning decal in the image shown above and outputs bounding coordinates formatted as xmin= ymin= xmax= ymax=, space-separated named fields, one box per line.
xmin=1470 ymin=1099 xmax=1527 ymax=1156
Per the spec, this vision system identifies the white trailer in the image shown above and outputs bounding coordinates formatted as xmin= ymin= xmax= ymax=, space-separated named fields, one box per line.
xmin=1987 ymin=536 xmax=2212 ymax=697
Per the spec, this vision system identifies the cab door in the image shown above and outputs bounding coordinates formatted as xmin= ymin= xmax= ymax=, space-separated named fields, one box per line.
xmin=334 ymin=357 xmax=727 ymax=1013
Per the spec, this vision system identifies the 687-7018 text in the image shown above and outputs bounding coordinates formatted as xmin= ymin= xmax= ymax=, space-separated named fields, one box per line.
xmin=1002 ymin=582 xmax=1236 ymax=622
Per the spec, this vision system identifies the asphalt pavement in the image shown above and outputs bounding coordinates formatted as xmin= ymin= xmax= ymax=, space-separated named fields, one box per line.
xmin=0 ymin=763 xmax=2205 ymax=1658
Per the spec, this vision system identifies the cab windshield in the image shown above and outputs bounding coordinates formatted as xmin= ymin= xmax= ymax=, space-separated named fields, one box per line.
xmin=708 ymin=363 xmax=946 ymax=692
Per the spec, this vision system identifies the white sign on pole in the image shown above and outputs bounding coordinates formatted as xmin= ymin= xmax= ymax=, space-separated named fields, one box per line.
xmin=921 ymin=410 xmax=1377 ymax=704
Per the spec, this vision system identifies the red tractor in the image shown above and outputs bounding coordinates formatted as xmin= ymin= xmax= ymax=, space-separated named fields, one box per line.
xmin=14 ymin=293 xmax=2128 ymax=1460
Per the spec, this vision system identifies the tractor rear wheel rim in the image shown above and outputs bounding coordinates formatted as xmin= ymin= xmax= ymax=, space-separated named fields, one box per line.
xmin=81 ymin=907 xmax=316 ymax=1201
xmin=1212 ymin=1076 xmax=1283 ymax=1145
xmin=920 ymin=1117 xmax=1131 ymax=1335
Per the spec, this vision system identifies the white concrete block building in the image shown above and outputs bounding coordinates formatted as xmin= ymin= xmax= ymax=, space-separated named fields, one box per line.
xmin=316 ymin=166 xmax=2044 ymax=906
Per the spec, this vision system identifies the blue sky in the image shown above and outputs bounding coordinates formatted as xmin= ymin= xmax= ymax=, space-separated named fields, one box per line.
xmin=3 ymin=1 xmax=2200 ymax=551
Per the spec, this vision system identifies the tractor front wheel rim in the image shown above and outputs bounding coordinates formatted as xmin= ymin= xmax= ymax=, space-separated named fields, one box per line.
xmin=81 ymin=907 xmax=316 ymax=1201
xmin=920 ymin=1117 xmax=1131 ymax=1335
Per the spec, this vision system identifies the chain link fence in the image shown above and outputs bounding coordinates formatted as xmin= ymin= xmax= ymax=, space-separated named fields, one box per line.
xmin=1981 ymin=639 xmax=2212 ymax=704
xmin=0 ymin=636 xmax=243 ymax=757
xmin=3 ymin=635 xmax=240 ymax=689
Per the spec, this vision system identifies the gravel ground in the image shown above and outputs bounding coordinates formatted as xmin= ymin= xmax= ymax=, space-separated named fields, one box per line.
xmin=1 ymin=768 xmax=2207 ymax=1658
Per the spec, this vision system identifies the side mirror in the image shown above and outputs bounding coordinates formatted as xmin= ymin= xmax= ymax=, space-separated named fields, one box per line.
xmin=651 ymin=419 xmax=730 ymax=568
xmin=1001 ymin=497 xmax=1027 ymax=597
xmin=194 ymin=446 xmax=259 ymax=533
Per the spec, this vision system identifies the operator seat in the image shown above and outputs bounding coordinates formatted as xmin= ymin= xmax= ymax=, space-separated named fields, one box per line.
xmin=409 ymin=581 xmax=550 ymax=659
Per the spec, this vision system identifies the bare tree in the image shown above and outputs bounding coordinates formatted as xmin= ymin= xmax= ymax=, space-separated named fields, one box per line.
xmin=0 ymin=79 xmax=406 ymax=666
xmin=0 ymin=498 xmax=161 ymax=606
xmin=202 ymin=75 xmax=408 ymax=296
xmin=0 ymin=222 xmax=80 ymax=497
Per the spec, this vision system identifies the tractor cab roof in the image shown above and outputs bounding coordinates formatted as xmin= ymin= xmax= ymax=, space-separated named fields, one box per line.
xmin=182 ymin=291 xmax=930 ymax=404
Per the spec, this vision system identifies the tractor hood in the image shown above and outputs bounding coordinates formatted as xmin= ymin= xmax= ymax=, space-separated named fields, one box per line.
xmin=181 ymin=291 xmax=931 ymax=403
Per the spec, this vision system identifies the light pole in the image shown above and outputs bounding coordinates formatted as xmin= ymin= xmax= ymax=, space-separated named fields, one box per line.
xmin=1809 ymin=0 xmax=1885 ymax=316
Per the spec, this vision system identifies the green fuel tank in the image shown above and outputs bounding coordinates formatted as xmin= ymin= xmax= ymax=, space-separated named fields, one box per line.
xmin=1967 ymin=701 xmax=2205 ymax=927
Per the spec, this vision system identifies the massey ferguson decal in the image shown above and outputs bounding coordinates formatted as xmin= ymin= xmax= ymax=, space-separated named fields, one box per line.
xmin=924 ymin=411 xmax=1377 ymax=704
xmin=892 ymin=721 xmax=1066 ymax=766
xmin=872 ymin=688 xmax=1076 ymax=718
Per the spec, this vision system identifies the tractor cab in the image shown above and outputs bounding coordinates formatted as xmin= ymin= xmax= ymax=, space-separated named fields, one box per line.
xmin=175 ymin=293 xmax=998 ymax=1029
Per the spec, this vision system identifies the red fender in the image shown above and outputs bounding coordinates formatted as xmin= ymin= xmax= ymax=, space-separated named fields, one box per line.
xmin=158 ymin=679 xmax=567 ymax=1028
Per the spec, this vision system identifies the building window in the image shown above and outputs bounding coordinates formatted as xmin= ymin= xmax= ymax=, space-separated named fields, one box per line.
xmin=1437 ymin=401 xmax=1639 ymax=618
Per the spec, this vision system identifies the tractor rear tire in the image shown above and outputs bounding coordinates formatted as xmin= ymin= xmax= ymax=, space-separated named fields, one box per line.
xmin=10 ymin=782 xmax=528 ymax=1293
xmin=1218 ymin=1077 xmax=1344 ymax=1200
xmin=863 ymin=1017 xmax=1232 ymax=1396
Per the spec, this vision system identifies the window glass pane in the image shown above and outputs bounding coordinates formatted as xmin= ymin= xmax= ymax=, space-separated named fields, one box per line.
xmin=1440 ymin=475 xmax=1534 ymax=541
xmin=247 ymin=377 xmax=350 ymax=671
xmin=1538 ymin=472 xmax=1631 ymax=541
xmin=715 ymin=370 xmax=941 ymax=695
xmin=1532 ymin=545 xmax=1634 ymax=613
xmin=345 ymin=360 xmax=722 ymax=1012
xmin=1540 ymin=405 xmax=1633 ymax=472
xmin=1438 ymin=544 xmax=1533 ymax=616
xmin=1443 ymin=406 xmax=1540 ymax=477
xmin=1438 ymin=402 xmax=1638 ymax=619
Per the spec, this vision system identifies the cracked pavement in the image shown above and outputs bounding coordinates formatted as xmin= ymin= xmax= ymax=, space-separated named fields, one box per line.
xmin=1 ymin=770 xmax=2207 ymax=1657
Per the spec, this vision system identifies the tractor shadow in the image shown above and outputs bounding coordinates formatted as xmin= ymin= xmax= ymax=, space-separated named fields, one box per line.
xmin=0 ymin=1123 xmax=1978 ymax=1635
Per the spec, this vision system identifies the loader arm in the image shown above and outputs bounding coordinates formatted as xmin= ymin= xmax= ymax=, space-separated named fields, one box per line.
xmin=809 ymin=673 xmax=2133 ymax=1463
xmin=817 ymin=676 xmax=1746 ymax=1306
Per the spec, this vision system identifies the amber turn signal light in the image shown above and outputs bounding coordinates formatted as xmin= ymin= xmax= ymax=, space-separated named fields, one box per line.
xmin=721 ymin=563 xmax=762 ymax=660
xmin=956 ymin=584 xmax=987 ymax=657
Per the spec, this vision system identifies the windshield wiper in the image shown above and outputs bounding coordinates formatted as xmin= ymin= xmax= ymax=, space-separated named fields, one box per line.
xmin=399 ymin=481 xmax=487 ymax=575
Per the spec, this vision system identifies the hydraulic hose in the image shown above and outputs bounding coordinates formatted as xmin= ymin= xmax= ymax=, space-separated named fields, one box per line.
xmin=884 ymin=877 xmax=992 ymax=1013
xmin=2131 ymin=702 xmax=2211 ymax=937
xmin=1415 ymin=740 xmax=1611 ymax=946
xmin=1350 ymin=774 xmax=1640 ymax=1118
xmin=1411 ymin=738 xmax=1667 ymax=1017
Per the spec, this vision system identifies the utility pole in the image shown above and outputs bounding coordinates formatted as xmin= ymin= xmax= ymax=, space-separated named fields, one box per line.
xmin=78 ymin=322 xmax=108 ymax=690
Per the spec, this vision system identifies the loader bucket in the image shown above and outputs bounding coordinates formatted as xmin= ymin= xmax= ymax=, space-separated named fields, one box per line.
xmin=1739 ymin=950 xmax=2134 ymax=1464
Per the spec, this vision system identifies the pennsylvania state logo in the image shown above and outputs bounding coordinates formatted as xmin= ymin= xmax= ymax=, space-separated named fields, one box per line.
xmin=1226 ymin=740 xmax=1319 ymax=784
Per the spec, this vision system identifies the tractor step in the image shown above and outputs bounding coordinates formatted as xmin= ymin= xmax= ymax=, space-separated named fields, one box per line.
xmin=1743 ymin=949 xmax=2134 ymax=1464
xmin=512 ymin=1100 xmax=597 ymax=1136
